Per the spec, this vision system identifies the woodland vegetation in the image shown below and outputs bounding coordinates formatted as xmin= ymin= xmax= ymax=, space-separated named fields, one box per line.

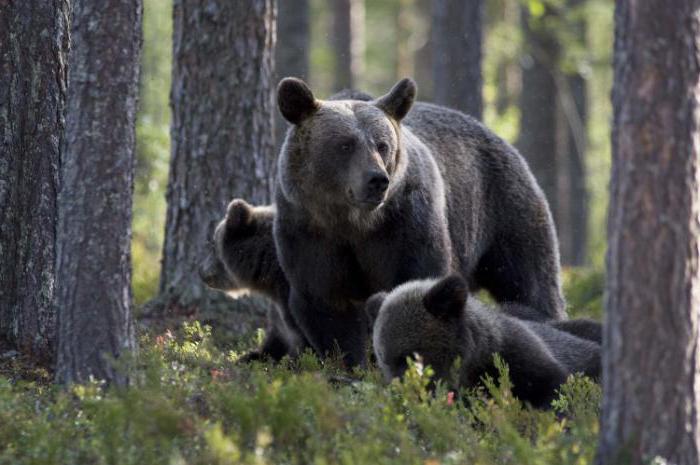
xmin=2 ymin=0 xmax=699 ymax=464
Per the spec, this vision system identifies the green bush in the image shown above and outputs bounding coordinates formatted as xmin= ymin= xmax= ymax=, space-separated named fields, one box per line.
xmin=0 ymin=321 xmax=601 ymax=465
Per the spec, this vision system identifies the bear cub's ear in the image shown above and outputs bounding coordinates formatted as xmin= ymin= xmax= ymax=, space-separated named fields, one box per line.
xmin=225 ymin=199 xmax=254 ymax=233
xmin=277 ymin=77 xmax=320 ymax=125
xmin=423 ymin=275 xmax=468 ymax=320
xmin=375 ymin=78 xmax=417 ymax=122
xmin=365 ymin=291 xmax=388 ymax=327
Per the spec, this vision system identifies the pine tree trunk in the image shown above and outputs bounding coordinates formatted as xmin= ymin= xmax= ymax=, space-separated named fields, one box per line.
xmin=432 ymin=0 xmax=483 ymax=119
xmin=598 ymin=0 xmax=700 ymax=463
xmin=275 ymin=0 xmax=309 ymax=155
xmin=413 ymin=0 xmax=433 ymax=102
xmin=0 ymin=0 xmax=69 ymax=363
xmin=559 ymin=72 xmax=588 ymax=266
xmin=557 ymin=0 xmax=588 ymax=266
xmin=331 ymin=0 xmax=364 ymax=90
xmin=157 ymin=0 xmax=276 ymax=315
xmin=517 ymin=5 xmax=560 ymax=228
xmin=55 ymin=0 xmax=142 ymax=386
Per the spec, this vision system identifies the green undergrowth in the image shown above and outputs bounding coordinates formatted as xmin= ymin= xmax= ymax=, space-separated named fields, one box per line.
xmin=1 ymin=268 xmax=604 ymax=465
xmin=1 ymin=322 xmax=601 ymax=465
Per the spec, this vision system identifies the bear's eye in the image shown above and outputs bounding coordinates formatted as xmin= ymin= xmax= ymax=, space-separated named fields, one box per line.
xmin=338 ymin=139 xmax=355 ymax=153
xmin=376 ymin=141 xmax=389 ymax=154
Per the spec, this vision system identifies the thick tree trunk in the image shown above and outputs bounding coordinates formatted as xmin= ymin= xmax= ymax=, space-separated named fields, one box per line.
xmin=331 ymin=0 xmax=364 ymax=90
xmin=55 ymin=0 xmax=142 ymax=385
xmin=0 ymin=0 xmax=69 ymax=363
xmin=275 ymin=0 xmax=309 ymax=155
xmin=432 ymin=0 xmax=483 ymax=119
xmin=517 ymin=5 xmax=560 ymax=228
xmin=157 ymin=0 xmax=276 ymax=313
xmin=598 ymin=1 xmax=700 ymax=464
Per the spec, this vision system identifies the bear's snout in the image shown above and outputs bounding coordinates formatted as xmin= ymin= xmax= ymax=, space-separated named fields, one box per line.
xmin=365 ymin=170 xmax=390 ymax=199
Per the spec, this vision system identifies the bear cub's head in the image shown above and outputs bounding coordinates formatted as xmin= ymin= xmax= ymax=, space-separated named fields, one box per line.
xmin=366 ymin=275 xmax=469 ymax=382
xmin=199 ymin=199 xmax=274 ymax=292
xmin=277 ymin=77 xmax=417 ymax=219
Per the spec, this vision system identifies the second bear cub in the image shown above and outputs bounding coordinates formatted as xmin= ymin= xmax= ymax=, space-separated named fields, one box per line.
xmin=367 ymin=275 xmax=600 ymax=408
xmin=199 ymin=199 xmax=307 ymax=361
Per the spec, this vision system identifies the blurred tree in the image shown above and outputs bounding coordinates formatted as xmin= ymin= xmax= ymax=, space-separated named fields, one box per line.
xmin=557 ymin=0 xmax=589 ymax=266
xmin=275 ymin=0 xmax=310 ymax=154
xmin=0 ymin=1 xmax=69 ymax=362
xmin=55 ymin=0 xmax=142 ymax=385
xmin=598 ymin=0 xmax=700 ymax=463
xmin=517 ymin=3 xmax=560 ymax=244
xmin=432 ymin=0 xmax=483 ymax=118
xmin=331 ymin=0 xmax=365 ymax=89
xmin=413 ymin=0 xmax=433 ymax=101
xmin=157 ymin=0 xmax=276 ymax=314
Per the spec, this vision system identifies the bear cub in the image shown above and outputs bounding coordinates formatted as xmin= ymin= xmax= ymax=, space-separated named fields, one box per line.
xmin=199 ymin=199 xmax=307 ymax=361
xmin=367 ymin=275 xmax=601 ymax=408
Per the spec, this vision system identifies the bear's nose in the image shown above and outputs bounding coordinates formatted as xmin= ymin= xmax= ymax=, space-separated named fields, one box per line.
xmin=367 ymin=171 xmax=390 ymax=194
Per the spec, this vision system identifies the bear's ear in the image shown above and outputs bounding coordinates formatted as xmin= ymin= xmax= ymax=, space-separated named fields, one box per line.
xmin=375 ymin=78 xmax=417 ymax=122
xmin=423 ymin=275 xmax=468 ymax=320
xmin=365 ymin=291 xmax=387 ymax=328
xmin=277 ymin=77 xmax=320 ymax=125
xmin=225 ymin=199 xmax=254 ymax=232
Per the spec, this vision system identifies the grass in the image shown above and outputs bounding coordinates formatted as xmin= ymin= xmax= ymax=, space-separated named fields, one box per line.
xmin=0 ymin=268 xmax=604 ymax=465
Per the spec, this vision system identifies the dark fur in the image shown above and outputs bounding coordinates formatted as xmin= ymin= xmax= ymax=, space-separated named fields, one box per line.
xmin=199 ymin=199 xmax=308 ymax=361
xmin=274 ymin=77 xmax=564 ymax=366
xmin=368 ymin=276 xmax=600 ymax=408
xmin=503 ymin=303 xmax=602 ymax=344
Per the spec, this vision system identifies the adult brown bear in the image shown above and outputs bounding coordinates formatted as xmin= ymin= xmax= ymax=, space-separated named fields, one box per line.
xmin=274 ymin=77 xmax=564 ymax=367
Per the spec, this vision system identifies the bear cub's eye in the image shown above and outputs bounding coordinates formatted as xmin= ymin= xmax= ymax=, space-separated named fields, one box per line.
xmin=376 ymin=141 xmax=389 ymax=154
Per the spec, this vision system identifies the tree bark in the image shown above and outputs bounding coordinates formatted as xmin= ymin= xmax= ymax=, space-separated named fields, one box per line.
xmin=432 ymin=0 xmax=483 ymax=119
xmin=331 ymin=0 xmax=364 ymax=90
xmin=0 ymin=0 xmax=69 ymax=363
xmin=157 ymin=0 xmax=276 ymax=313
xmin=598 ymin=0 xmax=700 ymax=463
xmin=55 ymin=0 xmax=142 ymax=385
xmin=275 ymin=0 xmax=309 ymax=155
xmin=517 ymin=5 xmax=560 ymax=229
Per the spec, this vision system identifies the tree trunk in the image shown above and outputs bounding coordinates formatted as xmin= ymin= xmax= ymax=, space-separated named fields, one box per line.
xmin=0 ymin=0 xmax=69 ymax=363
xmin=55 ymin=0 xmax=142 ymax=386
xmin=157 ymin=0 xmax=276 ymax=314
xmin=557 ymin=0 xmax=589 ymax=266
xmin=598 ymin=1 xmax=700 ymax=463
xmin=558 ymin=71 xmax=588 ymax=266
xmin=275 ymin=0 xmax=309 ymax=155
xmin=413 ymin=0 xmax=433 ymax=101
xmin=432 ymin=0 xmax=483 ymax=119
xmin=517 ymin=5 xmax=560 ymax=229
xmin=331 ymin=0 xmax=364 ymax=90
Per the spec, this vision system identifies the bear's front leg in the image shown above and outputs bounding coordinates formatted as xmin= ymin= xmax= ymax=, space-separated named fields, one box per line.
xmin=288 ymin=288 xmax=369 ymax=368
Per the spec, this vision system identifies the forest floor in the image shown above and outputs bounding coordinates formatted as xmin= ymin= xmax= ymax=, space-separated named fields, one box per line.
xmin=0 ymin=268 xmax=604 ymax=465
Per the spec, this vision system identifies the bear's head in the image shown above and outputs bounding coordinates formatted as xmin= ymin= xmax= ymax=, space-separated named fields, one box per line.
xmin=199 ymin=242 xmax=236 ymax=291
xmin=199 ymin=199 xmax=274 ymax=292
xmin=277 ymin=77 xmax=417 ymax=224
xmin=366 ymin=275 xmax=468 ymax=382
